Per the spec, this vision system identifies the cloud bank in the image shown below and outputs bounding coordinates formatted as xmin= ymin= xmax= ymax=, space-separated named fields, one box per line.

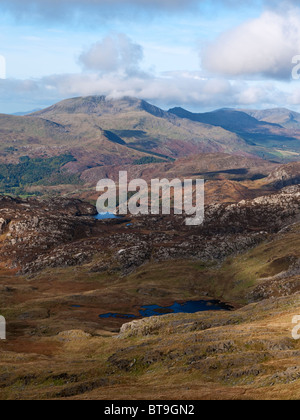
xmin=0 ymin=33 xmax=265 ymax=112
xmin=202 ymin=9 xmax=300 ymax=80
xmin=3 ymin=3 xmax=300 ymax=114
xmin=1 ymin=1 xmax=297 ymax=22
xmin=79 ymin=34 xmax=144 ymax=77
xmin=1 ymin=69 xmax=293 ymax=114
xmin=0 ymin=0 xmax=200 ymax=22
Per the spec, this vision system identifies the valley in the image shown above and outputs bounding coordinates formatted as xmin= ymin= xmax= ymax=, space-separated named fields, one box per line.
xmin=0 ymin=183 xmax=300 ymax=399
xmin=0 ymin=96 xmax=300 ymax=400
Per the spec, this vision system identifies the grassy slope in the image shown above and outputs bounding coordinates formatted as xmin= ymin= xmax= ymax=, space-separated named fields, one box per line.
xmin=0 ymin=293 xmax=299 ymax=400
xmin=1 ymin=223 xmax=300 ymax=399
xmin=0 ymin=113 xmax=151 ymax=164
xmin=31 ymin=109 xmax=249 ymax=157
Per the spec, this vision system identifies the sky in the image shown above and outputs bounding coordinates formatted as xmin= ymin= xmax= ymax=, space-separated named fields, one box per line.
xmin=1 ymin=0 xmax=300 ymax=113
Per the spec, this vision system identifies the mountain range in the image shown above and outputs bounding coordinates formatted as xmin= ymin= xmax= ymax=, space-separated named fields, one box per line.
xmin=1 ymin=96 xmax=300 ymax=200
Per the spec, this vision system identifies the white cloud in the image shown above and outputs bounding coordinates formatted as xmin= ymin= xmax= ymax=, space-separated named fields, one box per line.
xmin=2 ymin=31 xmax=300 ymax=114
xmin=1 ymin=70 xmax=293 ymax=114
xmin=201 ymin=8 xmax=300 ymax=80
xmin=39 ymin=72 xmax=236 ymax=107
xmin=79 ymin=34 xmax=144 ymax=77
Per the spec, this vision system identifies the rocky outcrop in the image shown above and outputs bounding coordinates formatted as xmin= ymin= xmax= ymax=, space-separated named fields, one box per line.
xmin=248 ymin=276 xmax=300 ymax=301
xmin=0 ymin=217 xmax=10 ymax=234
xmin=267 ymin=162 xmax=300 ymax=189
xmin=0 ymin=196 xmax=98 ymax=273
xmin=1 ymin=186 xmax=300 ymax=275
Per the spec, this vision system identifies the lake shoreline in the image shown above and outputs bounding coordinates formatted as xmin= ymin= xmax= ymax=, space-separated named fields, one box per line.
xmin=99 ymin=298 xmax=235 ymax=320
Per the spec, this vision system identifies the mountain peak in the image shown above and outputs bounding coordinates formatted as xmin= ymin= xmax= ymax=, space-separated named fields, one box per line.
xmin=31 ymin=95 xmax=167 ymax=118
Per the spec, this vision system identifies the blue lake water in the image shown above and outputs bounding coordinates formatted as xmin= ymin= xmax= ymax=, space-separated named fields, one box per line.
xmin=139 ymin=300 xmax=230 ymax=316
xmin=99 ymin=300 xmax=232 ymax=320
xmin=94 ymin=213 xmax=121 ymax=220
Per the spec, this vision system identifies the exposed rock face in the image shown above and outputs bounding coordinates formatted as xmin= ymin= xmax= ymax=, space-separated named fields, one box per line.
xmin=0 ymin=196 xmax=97 ymax=273
xmin=0 ymin=186 xmax=300 ymax=275
xmin=267 ymin=162 xmax=300 ymax=188
xmin=249 ymin=276 xmax=300 ymax=301
xmin=0 ymin=217 xmax=10 ymax=234
xmin=116 ymin=243 xmax=152 ymax=275
xmin=119 ymin=317 xmax=164 ymax=338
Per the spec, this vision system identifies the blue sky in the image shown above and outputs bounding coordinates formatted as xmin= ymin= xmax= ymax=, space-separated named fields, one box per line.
xmin=1 ymin=0 xmax=300 ymax=113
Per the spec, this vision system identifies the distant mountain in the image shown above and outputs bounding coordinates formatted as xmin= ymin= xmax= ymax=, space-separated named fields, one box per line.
xmin=29 ymin=96 xmax=251 ymax=160
xmin=13 ymin=108 xmax=42 ymax=116
xmin=241 ymin=108 xmax=300 ymax=129
xmin=31 ymin=96 xmax=300 ymax=165
xmin=31 ymin=96 xmax=168 ymax=118
xmin=168 ymin=107 xmax=282 ymax=132
xmin=0 ymin=96 xmax=300 ymax=197
xmin=168 ymin=106 xmax=300 ymax=161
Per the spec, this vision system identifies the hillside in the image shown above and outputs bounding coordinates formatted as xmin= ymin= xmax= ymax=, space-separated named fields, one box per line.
xmin=33 ymin=97 xmax=300 ymax=164
xmin=169 ymin=106 xmax=300 ymax=161
xmin=242 ymin=108 xmax=300 ymax=130
xmin=30 ymin=96 xmax=250 ymax=159
xmin=168 ymin=107 xmax=282 ymax=131
xmin=1 ymin=190 xmax=300 ymax=399
xmin=0 ymin=96 xmax=300 ymax=201
xmin=266 ymin=161 xmax=300 ymax=188
xmin=0 ymin=112 xmax=149 ymax=173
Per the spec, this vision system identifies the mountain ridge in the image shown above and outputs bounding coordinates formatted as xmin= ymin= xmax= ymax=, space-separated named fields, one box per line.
xmin=168 ymin=106 xmax=283 ymax=131
xmin=240 ymin=107 xmax=300 ymax=129
xmin=1 ymin=95 xmax=300 ymax=198
xmin=28 ymin=95 xmax=300 ymax=162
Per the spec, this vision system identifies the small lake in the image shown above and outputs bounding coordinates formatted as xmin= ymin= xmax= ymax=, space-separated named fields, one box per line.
xmin=94 ymin=213 xmax=121 ymax=220
xmin=99 ymin=300 xmax=232 ymax=320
